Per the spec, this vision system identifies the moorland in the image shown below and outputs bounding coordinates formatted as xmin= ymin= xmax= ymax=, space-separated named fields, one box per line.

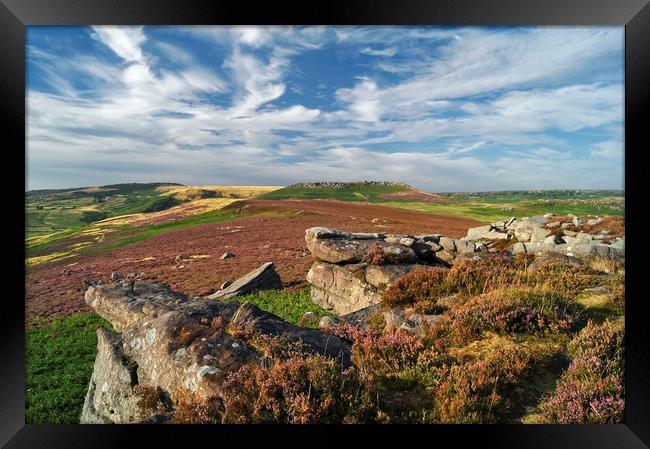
xmin=25 ymin=181 xmax=625 ymax=424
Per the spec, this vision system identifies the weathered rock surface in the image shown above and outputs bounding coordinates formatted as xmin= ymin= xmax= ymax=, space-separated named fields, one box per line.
xmin=307 ymin=261 xmax=383 ymax=314
xmin=527 ymin=253 xmax=585 ymax=272
xmin=80 ymin=328 xmax=140 ymax=423
xmin=365 ymin=264 xmax=432 ymax=289
xmin=207 ymin=262 xmax=282 ymax=300
xmin=305 ymin=217 xmax=623 ymax=318
xmin=304 ymin=227 xmax=468 ymax=314
xmin=81 ymin=280 xmax=351 ymax=424
xmin=462 ymin=214 xmax=624 ymax=261
xmin=306 ymin=234 xmax=418 ymax=264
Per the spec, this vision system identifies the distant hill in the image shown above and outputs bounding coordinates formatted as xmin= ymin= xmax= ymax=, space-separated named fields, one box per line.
xmin=259 ymin=181 xmax=443 ymax=202
xmin=27 ymin=182 xmax=183 ymax=197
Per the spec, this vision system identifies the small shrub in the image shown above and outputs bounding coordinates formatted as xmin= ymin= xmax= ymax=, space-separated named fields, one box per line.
xmin=226 ymin=303 xmax=260 ymax=339
xmin=539 ymin=320 xmax=624 ymax=423
xmin=529 ymin=263 xmax=601 ymax=296
xmin=362 ymin=246 xmax=405 ymax=266
xmin=444 ymin=255 xmax=521 ymax=296
xmin=610 ymin=284 xmax=625 ymax=303
xmin=171 ymin=392 xmax=224 ymax=424
xmin=568 ymin=320 xmax=624 ymax=368
xmin=219 ymin=355 xmax=378 ymax=424
xmin=382 ymin=268 xmax=449 ymax=309
xmin=434 ymin=344 xmax=549 ymax=423
xmin=588 ymin=256 xmax=625 ymax=275
xmin=210 ymin=316 xmax=224 ymax=331
xmin=367 ymin=312 xmax=387 ymax=334
xmin=445 ymin=288 xmax=582 ymax=344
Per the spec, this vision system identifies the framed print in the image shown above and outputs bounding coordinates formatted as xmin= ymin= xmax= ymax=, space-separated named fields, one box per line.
xmin=2 ymin=0 xmax=649 ymax=447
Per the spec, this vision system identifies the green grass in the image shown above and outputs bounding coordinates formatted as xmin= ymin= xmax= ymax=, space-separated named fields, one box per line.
xmin=382 ymin=197 xmax=624 ymax=224
xmin=383 ymin=201 xmax=515 ymax=223
xmin=227 ymin=288 xmax=333 ymax=327
xmin=26 ymin=207 xmax=248 ymax=259
xmin=259 ymin=182 xmax=410 ymax=202
xmin=26 ymin=313 xmax=112 ymax=424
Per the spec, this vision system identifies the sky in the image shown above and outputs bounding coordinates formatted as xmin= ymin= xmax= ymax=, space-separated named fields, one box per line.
xmin=26 ymin=26 xmax=624 ymax=192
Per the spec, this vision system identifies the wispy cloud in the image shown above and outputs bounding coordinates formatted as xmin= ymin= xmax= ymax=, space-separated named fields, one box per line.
xmin=360 ymin=46 xmax=397 ymax=57
xmin=26 ymin=26 xmax=624 ymax=191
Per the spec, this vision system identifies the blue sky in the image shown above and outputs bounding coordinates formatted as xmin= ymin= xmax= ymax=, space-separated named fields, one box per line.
xmin=26 ymin=26 xmax=624 ymax=191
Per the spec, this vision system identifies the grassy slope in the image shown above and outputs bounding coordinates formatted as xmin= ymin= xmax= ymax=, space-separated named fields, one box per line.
xmin=25 ymin=288 xmax=329 ymax=423
xmin=26 ymin=314 xmax=112 ymax=423
xmin=261 ymin=185 xmax=624 ymax=223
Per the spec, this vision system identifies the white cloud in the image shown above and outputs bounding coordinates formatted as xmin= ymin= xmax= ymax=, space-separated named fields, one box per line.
xmin=360 ymin=46 xmax=397 ymax=57
xmin=590 ymin=140 xmax=623 ymax=159
xmin=90 ymin=26 xmax=147 ymax=64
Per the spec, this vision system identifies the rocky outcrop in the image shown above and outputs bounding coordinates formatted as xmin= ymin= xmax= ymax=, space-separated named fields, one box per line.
xmin=305 ymin=227 xmax=479 ymax=314
xmin=463 ymin=215 xmax=624 ymax=261
xmin=81 ymin=279 xmax=351 ymax=424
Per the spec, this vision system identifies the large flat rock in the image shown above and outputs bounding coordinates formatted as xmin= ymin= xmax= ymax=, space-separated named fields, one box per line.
xmin=305 ymin=233 xmax=417 ymax=264
xmin=82 ymin=280 xmax=352 ymax=423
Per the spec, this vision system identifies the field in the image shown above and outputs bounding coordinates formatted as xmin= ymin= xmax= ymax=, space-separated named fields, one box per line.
xmin=26 ymin=183 xmax=281 ymax=240
xmin=24 ymin=181 xmax=625 ymax=424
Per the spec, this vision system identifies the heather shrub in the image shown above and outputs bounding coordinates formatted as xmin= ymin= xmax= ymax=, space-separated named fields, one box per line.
xmin=568 ymin=320 xmax=624 ymax=371
xmin=540 ymin=320 xmax=624 ymax=423
xmin=444 ymin=255 xmax=522 ymax=296
xmin=329 ymin=323 xmax=450 ymax=386
xmin=381 ymin=255 xmax=608 ymax=312
xmin=588 ymin=256 xmax=625 ymax=275
xmin=219 ymin=354 xmax=378 ymax=424
xmin=434 ymin=344 xmax=550 ymax=423
xmin=445 ymin=287 xmax=583 ymax=344
xmin=610 ymin=283 xmax=625 ymax=303
xmin=382 ymin=268 xmax=450 ymax=310
xmin=528 ymin=263 xmax=601 ymax=296
xmin=171 ymin=392 xmax=224 ymax=424
xmin=362 ymin=246 xmax=405 ymax=266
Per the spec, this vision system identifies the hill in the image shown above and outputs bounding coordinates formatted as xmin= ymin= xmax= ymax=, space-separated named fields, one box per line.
xmin=26 ymin=183 xmax=281 ymax=239
xmin=259 ymin=181 xmax=442 ymax=202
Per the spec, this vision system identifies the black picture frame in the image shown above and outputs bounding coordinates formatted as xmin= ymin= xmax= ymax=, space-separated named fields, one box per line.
xmin=2 ymin=0 xmax=649 ymax=447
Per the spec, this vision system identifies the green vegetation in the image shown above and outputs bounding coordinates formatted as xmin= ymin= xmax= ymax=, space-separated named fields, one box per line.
xmin=142 ymin=195 xmax=183 ymax=213
xmin=259 ymin=182 xmax=410 ymax=202
xmin=227 ymin=288 xmax=333 ymax=327
xmin=26 ymin=313 xmax=112 ymax=424
xmin=26 ymin=183 xmax=184 ymax=239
